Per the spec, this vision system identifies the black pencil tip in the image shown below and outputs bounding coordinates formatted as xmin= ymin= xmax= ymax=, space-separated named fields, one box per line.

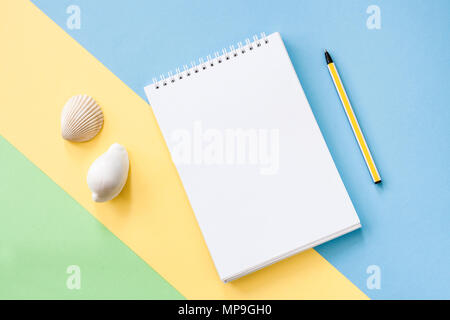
xmin=324 ymin=49 xmax=333 ymax=64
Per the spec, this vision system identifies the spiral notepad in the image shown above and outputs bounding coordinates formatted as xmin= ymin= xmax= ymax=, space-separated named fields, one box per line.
xmin=145 ymin=32 xmax=361 ymax=282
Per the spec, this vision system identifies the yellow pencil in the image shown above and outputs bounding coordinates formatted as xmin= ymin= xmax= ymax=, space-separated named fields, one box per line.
xmin=325 ymin=50 xmax=381 ymax=184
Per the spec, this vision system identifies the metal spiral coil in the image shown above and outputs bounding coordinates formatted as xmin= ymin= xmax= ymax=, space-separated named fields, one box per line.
xmin=152 ymin=32 xmax=269 ymax=89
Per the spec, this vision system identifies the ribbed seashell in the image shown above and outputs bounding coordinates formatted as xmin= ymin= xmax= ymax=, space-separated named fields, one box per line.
xmin=61 ymin=94 xmax=104 ymax=142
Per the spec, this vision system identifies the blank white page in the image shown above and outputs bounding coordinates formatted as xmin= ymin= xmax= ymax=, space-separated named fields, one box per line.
xmin=145 ymin=32 xmax=360 ymax=282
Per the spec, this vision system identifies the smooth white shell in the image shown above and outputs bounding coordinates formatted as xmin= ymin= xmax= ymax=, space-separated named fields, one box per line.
xmin=61 ymin=94 xmax=104 ymax=142
xmin=87 ymin=143 xmax=129 ymax=202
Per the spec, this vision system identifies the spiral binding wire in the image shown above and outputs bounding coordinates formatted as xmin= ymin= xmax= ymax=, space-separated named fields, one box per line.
xmin=152 ymin=32 xmax=269 ymax=90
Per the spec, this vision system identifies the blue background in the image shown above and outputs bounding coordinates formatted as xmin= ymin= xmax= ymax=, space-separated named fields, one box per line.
xmin=32 ymin=0 xmax=450 ymax=299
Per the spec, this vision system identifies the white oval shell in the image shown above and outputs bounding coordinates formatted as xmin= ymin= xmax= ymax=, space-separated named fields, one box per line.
xmin=87 ymin=143 xmax=129 ymax=202
xmin=61 ymin=94 xmax=104 ymax=142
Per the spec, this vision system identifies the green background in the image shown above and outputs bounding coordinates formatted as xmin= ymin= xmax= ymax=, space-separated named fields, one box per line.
xmin=0 ymin=136 xmax=183 ymax=299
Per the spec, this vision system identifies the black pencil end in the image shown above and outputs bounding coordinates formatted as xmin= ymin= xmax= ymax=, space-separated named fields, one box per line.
xmin=324 ymin=49 xmax=333 ymax=64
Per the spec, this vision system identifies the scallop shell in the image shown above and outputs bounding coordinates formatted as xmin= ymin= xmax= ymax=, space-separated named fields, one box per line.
xmin=61 ymin=94 xmax=104 ymax=142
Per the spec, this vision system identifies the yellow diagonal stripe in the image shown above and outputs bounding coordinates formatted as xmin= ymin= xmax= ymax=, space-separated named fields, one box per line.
xmin=328 ymin=63 xmax=381 ymax=183
xmin=0 ymin=0 xmax=368 ymax=299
